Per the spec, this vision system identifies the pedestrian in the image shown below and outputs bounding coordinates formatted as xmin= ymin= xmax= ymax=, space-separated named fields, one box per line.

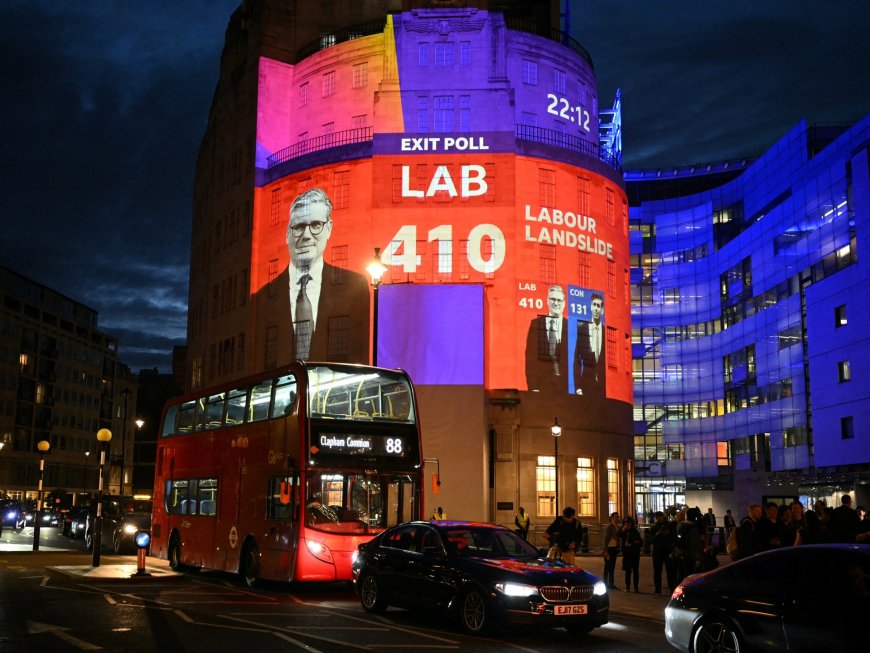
xmin=828 ymin=495 xmax=861 ymax=543
xmin=794 ymin=509 xmax=825 ymax=545
xmin=431 ymin=506 xmax=446 ymax=521
xmin=602 ymin=512 xmax=620 ymax=590
xmin=735 ymin=503 xmax=763 ymax=559
xmin=650 ymin=511 xmax=677 ymax=594
xmin=545 ymin=506 xmax=583 ymax=564
xmin=514 ymin=506 xmax=531 ymax=540
xmin=758 ymin=501 xmax=783 ymax=549
xmin=723 ymin=509 xmax=736 ymax=540
xmin=620 ymin=516 xmax=642 ymax=593
xmin=704 ymin=507 xmax=717 ymax=542
xmin=673 ymin=509 xmax=702 ymax=584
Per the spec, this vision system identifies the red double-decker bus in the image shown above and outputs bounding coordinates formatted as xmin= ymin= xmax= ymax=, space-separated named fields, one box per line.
xmin=150 ymin=362 xmax=423 ymax=585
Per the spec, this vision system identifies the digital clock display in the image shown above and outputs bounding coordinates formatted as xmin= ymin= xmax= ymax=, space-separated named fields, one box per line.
xmin=312 ymin=432 xmax=408 ymax=458
xmin=546 ymin=93 xmax=591 ymax=132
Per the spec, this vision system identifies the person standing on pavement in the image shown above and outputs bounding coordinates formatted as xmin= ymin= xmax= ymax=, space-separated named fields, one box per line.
xmin=602 ymin=512 xmax=621 ymax=590
xmin=620 ymin=516 xmax=642 ymax=593
xmin=723 ymin=509 xmax=736 ymax=540
xmin=650 ymin=511 xmax=677 ymax=594
xmin=546 ymin=506 xmax=583 ymax=564
xmin=431 ymin=506 xmax=446 ymax=521
xmin=704 ymin=507 xmax=717 ymax=543
xmin=514 ymin=506 xmax=531 ymax=540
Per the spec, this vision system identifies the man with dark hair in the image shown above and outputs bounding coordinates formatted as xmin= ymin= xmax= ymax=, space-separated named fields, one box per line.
xmin=574 ymin=292 xmax=607 ymax=400
xmin=828 ymin=494 xmax=861 ymax=543
xmin=546 ymin=506 xmax=583 ymax=565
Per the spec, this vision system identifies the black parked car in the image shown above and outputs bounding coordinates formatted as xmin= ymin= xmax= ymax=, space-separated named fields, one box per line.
xmin=84 ymin=496 xmax=152 ymax=554
xmin=665 ymin=543 xmax=870 ymax=653
xmin=60 ymin=505 xmax=89 ymax=538
xmin=351 ymin=520 xmax=609 ymax=635
xmin=1 ymin=500 xmax=27 ymax=530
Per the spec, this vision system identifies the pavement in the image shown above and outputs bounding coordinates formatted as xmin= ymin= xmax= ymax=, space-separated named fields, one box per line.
xmin=1 ymin=540 xmax=704 ymax=622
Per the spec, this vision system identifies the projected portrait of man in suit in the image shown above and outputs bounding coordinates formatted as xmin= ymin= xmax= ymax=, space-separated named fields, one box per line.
xmin=574 ymin=292 xmax=606 ymax=401
xmin=525 ymin=284 xmax=570 ymax=393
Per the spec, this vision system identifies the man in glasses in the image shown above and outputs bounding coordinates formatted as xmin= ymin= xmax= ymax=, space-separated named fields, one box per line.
xmin=266 ymin=187 xmax=369 ymax=362
xmin=524 ymin=284 xmax=570 ymax=393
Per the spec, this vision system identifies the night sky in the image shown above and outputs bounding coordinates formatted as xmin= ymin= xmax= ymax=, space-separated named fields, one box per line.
xmin=2 ymin=1 xmax=868 ymax=373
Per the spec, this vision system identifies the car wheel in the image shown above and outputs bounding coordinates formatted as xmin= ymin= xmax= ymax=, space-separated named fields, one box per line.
xmin=168 ymin=534 xmax=184 ymax=571
xmin=240 ymin=541 xmax=260 ymax=588
xmin=692 ymin=617 xmax=743 ymax=653
xmin=359 ymin=573 xmax=388 ymax=614
xmin=112 ymin=530 xmax=123 ymax=554
xmin=457 ymin=588 xmax=489 ymax=635
xmin=84 ymin=529 xmax=94 ymax=551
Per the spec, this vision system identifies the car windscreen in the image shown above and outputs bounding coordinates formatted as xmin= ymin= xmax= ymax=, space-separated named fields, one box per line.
xmin=443 ymin=527 xmax=540 ymax=558
xmin=123 ymin=500 xmax=153 ymax=514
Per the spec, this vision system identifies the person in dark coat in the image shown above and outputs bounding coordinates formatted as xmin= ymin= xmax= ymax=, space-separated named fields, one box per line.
xmin=620 ymin=516 xmax=643 ymax=592
xmin=649 ymin=511 xmax=677 ymax=594
xmin=546 ymin=506 xmax=583 ymax=565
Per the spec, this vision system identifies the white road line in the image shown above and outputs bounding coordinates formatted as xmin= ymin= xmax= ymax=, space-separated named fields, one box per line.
xmin=103 ymin=594 xmax=117 ymax=605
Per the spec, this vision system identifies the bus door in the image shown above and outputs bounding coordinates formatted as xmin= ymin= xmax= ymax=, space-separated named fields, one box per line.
xmin=262 ymin=473 xmax=301 ymax=581
xmin=383 ymin=474 xmax=418 ymax=527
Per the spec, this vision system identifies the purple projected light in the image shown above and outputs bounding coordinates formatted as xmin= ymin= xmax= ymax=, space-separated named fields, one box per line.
xmin=378 ymin=285 xmax=483 ymax=385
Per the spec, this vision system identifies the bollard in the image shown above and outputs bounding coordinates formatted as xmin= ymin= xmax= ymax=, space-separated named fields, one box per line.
xmin=132 ymin=531 xmax=152 ymax=577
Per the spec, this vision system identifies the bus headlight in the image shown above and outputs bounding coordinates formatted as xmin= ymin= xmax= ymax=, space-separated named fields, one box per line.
xmin=305 ymin=538 xmax=334 ymax=564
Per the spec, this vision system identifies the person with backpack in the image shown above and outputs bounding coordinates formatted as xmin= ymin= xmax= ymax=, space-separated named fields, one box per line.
xmin=545 ymin=506 xmax=583 ymax=564
xmin=732 ymin=503 xmax=763 ymax=560
xmin=672 ymin=509 xmax=702 ymax=584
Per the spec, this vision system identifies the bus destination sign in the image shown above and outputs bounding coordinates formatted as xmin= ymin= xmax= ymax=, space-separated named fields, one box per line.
xmin=313 ymin=432 xmax=407 ymax=458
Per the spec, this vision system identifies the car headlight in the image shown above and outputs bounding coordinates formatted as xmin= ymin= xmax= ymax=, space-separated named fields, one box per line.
xmin=495 ymin=582 xmax=540 ymax=598
xmin=123 ymin=524 xmax=139 ymax=535
xmin=593 ymin=581 xmax=607 ymax=596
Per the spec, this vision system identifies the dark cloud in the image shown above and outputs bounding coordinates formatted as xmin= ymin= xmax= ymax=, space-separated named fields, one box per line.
xmin=2 ymin=1 xmax=868 ymax=372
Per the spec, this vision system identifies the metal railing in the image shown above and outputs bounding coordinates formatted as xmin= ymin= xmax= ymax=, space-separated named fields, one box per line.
xmin=504 ymin=18 xmax=594 ymax=70
xmin=516 ymin=124 xmax=622 ymax=172
xmin=266 ymin=127 xmax=374 ymax=169
xmin=296 ymin=18 xmax=388 ymax=61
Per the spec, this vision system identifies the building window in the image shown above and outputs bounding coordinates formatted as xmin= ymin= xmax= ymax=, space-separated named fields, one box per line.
xmin=327 ymin=316 xmax=349 ymax=360
xmin=434 ymin=95 xmax=454 ymax=132
xmin=536 ymin=455 xmax=556 ymax=518
xmin=270 ymin=188 xmax=281 ymax=226
xmin=576 ymin=457 xmax=595 ymax=518
xmin=554 ymin=69 xmax=566 ymax=94
xmin=521 ymin=111 xmax=538 ymax=127
xmin=417 ymin=96 xmax=428 ymax=132
xmin=352 ymin=114 xmax=367 ymax=129
xmin=578 ymin=176 xmax=590 ymax=214
xmin=838 ymin=360 xmax=851 ymax=382
xmin=606 ymin=458 xmax=620 ymax=515
xmin=523 ymin=60 xmax=538 ymax=85
xmin=459 ymin=95 xmax=471 ymax=132
xmin=841 ymin=416 xmax=854 ymax=439
xmin=539 ymin=244 xmax=556 ymax=283
xmin=835 ymin=304 xmax=847 ymax=327
xmin=435 ymin=42 xmax=454 ymax=67
xmin=578 ymin=252 xmax=591 ymax=286
xmin=322 ymin=71 xmax=336 ymax=97
xmin=539 ymin=168 xmax=555 ymax=207
xmin=264 ymin=326 xmax=278 ymax=369
xmin=418 ymin=42 xmax=429 ymax=66
xmin=298 ymin=82 xmax=309 ymax=107
xmin=267 ymin=259 xmax=279 ymax=298
xmin=352 ymin=62 xmax=368 ymax=88
xmin=460 ymin=41 xmax=471 ymax=66
xmin=333 ymin=170 xmax=350 ymax=209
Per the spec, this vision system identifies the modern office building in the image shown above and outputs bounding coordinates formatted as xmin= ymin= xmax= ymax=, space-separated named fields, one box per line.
xmin=0 ymin=266 xmax=138 ymax=504
xmin=185 ymin=0 xmax=635 ymax=527
xmin=628 ymin=117 xmax=870 ymax=516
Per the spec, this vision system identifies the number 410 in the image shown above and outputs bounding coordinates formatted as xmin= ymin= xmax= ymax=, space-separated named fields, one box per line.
xmin=380 ymin=224 xmax=506 ymax=274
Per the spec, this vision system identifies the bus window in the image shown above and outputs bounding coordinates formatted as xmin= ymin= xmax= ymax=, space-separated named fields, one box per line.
xmin=268 ymin=474 xmax=298 ymax=520
xmin=177 ymin=400 xmax=196 ymax=433
xmin=204 ymin=393 xmax=226 ymax=430
xmin=166 ymin=479 xmax=190 ymax=515
xmin=271 ymin=375 xmax=298 ymax=418
xmin=226 ymin=387 xmax=248 ymax=425
xmin=250 ymin=381 xmax=273 ymax=422
xmin=193 ymin=398 xmax=207 ymax=432
xmin=161 ymin=404 xmax=179 ymax=437
xmin=197 ymin=478 xmax=218 ymax=516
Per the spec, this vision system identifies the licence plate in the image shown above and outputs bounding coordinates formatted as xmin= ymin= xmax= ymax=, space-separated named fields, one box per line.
xmin=555 ymin=604 xmax=588 ymax=615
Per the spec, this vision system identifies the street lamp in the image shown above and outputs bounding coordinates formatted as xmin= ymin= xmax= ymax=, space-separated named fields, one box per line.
xmin=551 ymin=417 xmax=562 ymax=517
xmin=120 ymin=388 xmax=130 ymax=496
xmin=32 ymin=440 xmax=50 ymax=551
xmin=92 ymin=428 xmax=112 ymax=567
xmin=366 ymin=247 xmax=387 ymax=366
xmin=133 ymin=419 xmax=144 ymax=494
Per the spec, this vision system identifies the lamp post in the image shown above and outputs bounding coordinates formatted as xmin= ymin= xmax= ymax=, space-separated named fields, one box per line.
xmin=120 ymin=388 xmax=130 ymax=496
xmin=92 ymin=428 xmax=112 ymax=567
xmin=83 ymin=451 xmax=90 ymax=495
xmin=366 ymin=248 xmax=387 ymax=366
xmin=33 ymin=440 xmax=50 ymax=551
xmin=551 ymin=418 xmax=562 ymax=517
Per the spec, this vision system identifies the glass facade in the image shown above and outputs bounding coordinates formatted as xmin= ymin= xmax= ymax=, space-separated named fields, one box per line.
xmin=628 ymin=116 xmax=870 ymax=515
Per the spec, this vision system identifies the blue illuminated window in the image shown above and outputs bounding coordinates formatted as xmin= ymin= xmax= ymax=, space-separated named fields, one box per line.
xmin=838 ymin=360 xmax=851 ymax=383
xmin=835 ymin=304 xmax=847 ymax=327
xmin=435 ymin=42 xmax=454 ymax=67
xmin=418 ymin=42 xmax=428 ymax=66
xmin=434 ymin=96 xmax=454 ymax=132
xmin=523 ymin=60 xmax=538 ymax=85
xmin=460 ymin=41 xmax=471 ymax=66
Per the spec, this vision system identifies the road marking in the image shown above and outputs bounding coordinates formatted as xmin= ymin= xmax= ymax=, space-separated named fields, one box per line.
xmin=174 ymin=609 xmax=195 ymax=623
xmin=26 ymin=620 xmax=102 ymax=651
xmin=103 ymin=594 xmax=117 ymax=605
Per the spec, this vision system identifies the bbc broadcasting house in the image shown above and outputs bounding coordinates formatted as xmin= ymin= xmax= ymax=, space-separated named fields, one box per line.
xmin=178 ymin=0 xmax=868 ymax=540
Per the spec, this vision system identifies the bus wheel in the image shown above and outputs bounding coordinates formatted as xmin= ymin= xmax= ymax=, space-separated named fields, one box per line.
xmin=168 ymin=534 xmax=184 ymax=572
xmin=240 ymin=541 xmax=260 ymax=588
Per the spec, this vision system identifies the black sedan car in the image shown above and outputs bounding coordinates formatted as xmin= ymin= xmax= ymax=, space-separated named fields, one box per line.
xmin=84 ymin=496 xmax=152 ymax=554
xmin=351 ymin=520 xmax=609 ymax=635
xmin=1 ymin=500 xmax=27 ymax=530
xmin=665 ymin=543 xmax=869 ymax=653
